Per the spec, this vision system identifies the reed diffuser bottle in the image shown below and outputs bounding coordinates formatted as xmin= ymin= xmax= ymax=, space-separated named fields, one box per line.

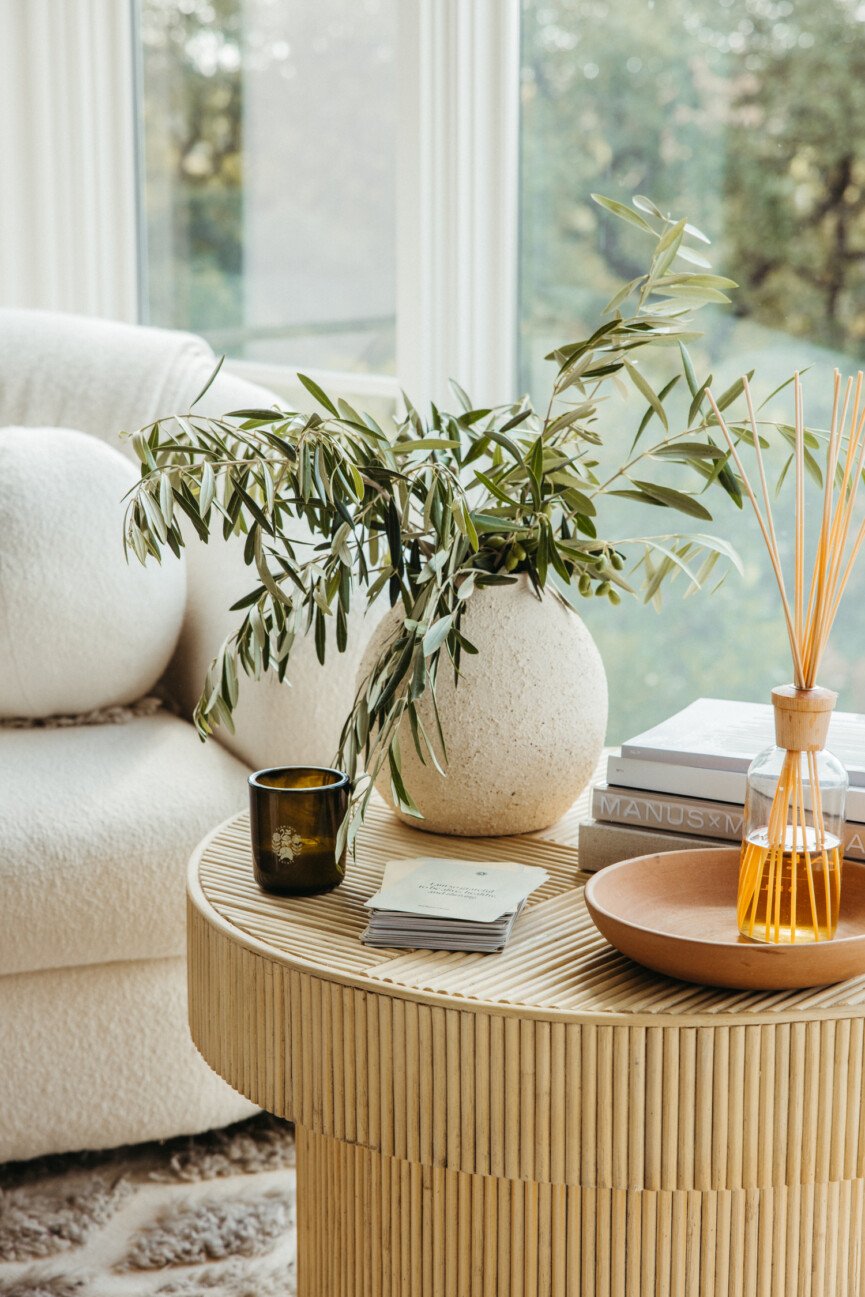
xmin=709 ymin=369 xmax=865 ymax=946
xmin=739 ymin=686 xmax=847 ymax=943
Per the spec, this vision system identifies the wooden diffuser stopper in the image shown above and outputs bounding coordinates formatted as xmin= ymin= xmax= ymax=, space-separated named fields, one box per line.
xmin=772 ymin=684 xmax=837 ymax=751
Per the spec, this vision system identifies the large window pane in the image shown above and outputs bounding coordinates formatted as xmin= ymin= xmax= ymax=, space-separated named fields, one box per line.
xmin=520 ymin=0 xmax=865 ymax=739
xmin=138 ymin=0 xmax=396 ymax=373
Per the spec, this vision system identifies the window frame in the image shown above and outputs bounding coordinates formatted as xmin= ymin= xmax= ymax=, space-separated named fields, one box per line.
xmin=396 ymin=0 xmax=520 ymax=409
xmin=1 ymin=0 xmax=520 ymax=412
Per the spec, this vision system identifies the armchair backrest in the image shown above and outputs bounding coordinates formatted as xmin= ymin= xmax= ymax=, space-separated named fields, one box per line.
xmin=0 ymin=309 xmax=374 ymax=769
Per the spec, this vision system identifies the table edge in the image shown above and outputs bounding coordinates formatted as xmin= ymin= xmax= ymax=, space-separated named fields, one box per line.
xmin=187 ymin=814 xmax=865 ymax=1029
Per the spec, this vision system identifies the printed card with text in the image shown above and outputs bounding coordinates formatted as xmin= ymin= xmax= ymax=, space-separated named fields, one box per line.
xmin=365 ymin=857 xmax=548 ymax=923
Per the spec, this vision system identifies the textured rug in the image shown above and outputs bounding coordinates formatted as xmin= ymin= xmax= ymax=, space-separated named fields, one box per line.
xmin=0 ymin=1114 xmax=296 ymax=1296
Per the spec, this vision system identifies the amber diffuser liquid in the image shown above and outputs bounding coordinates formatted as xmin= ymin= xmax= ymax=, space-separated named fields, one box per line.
xmin=737 ymin=830 xmax=842 ymax=944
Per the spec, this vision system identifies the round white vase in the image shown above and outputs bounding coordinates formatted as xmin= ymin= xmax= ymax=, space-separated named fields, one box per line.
xmin=358 ymin=576 xmax=608 ymax=836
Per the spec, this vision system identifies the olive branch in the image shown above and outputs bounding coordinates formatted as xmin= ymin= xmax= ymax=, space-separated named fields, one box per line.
xmin=123 ymin=193 xmax=760 ymax=852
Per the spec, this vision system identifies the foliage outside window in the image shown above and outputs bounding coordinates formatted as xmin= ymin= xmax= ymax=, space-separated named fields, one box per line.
xmin=138 ymin=0 xmax=396 ymax=373
xmin=520 ymin=0 xmax=865 ymax=737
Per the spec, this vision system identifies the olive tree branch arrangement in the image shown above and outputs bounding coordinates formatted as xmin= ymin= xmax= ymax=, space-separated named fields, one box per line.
xmin=123 ymin=193 xmax=767 ymax=852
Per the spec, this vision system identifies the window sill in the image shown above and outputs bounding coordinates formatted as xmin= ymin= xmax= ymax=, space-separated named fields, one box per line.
xmin=226 ymin=358 xmax=402 ymax=416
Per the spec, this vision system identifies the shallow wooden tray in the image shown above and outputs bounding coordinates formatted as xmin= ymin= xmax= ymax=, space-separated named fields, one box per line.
xmin=584 ymin=847 xmax=865 ymax=990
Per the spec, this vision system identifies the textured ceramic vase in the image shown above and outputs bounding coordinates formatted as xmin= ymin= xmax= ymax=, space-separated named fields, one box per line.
xmin=358 ymin=576 xmax=608 ymax=836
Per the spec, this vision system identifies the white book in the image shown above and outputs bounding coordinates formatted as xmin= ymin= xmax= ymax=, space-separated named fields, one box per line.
xmin=622 ymin=697 xmax=865 ymax=788
xmin=606 ymin=752 xmax=865 ymax=823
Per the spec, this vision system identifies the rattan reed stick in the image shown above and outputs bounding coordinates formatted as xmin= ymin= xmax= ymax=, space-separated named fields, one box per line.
xmin=706 ymin=388 xmax=804 ymax=685
xmin=803 ymin=373 xmax=842 ymax=679
xmin=708 ymin=370 xmax=863 ymax=941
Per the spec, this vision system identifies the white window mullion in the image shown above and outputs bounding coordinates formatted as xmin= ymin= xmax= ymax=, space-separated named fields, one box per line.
xmin=1 ymin=0 xmax=521 ymax=411
xmin=0 ymin=0 xmax=138 ymax=322
xmin=396 ymin=0 xmax=521 ymax=410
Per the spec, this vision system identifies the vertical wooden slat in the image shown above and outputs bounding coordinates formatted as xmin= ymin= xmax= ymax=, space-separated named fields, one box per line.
xmin=662 ymin=1029 xmax=680 ymax=1191
xmin=610 ymin=1188 xmax=627 ymax=1297
xmin=430 ymin=1005 xmax=447 ymax=1170
xmin=596 ymin=1025 xmax=614 ymax=1190
xmin=612 ymin=1027 xmax=629 ymax=1190
xmin=534 ymin=1022 xmax=552 ymax=1186
xmin=497 ymin=1176 xmax=512 ymax=1297
xmin=565 ymin=1025 xmax=582 ymax=1188
xmin=505 ymin=1016 xmax=521 ymax=1182
xmin=417 ymin=1002 xmax=433 ymax=1166
xmin=727 ymin=1026 xmax=746 ymax=1192
xmin=581 ymin=1026 xmax=598 ymax=1190
xmin=678 ymin=1027 xmax=697 ymax=1192
xmin=445 ymin=1009 xmax=462 ymax=1171
xmin=489 ymin=1013 xmax=506 ymax=1179
xmin=695 ymin=1026 xmax=714 ymax=1191
xmin=628 ymin=1026 xmax=646 ymax=1190
xmin=355 ymin=988 xmax=369 ymax=1147
xmin=392 ymin=997 xmax=407 ymax=1161
xmin=474 ymin=1010 xmax=491 ymax=1178
xmin=645 ymin=1026 xmax=663 ymax=1191
xmin=484 ymin=1173 xmax=499 ymax=1297
xmin=323 ymin=975 xmax=337 ymax=1139
xmin=380 ymin=994 xmax=395 ymax=1158
xmin=772 ymin=1024 xmax=790 ymax=1189
xmin=520 ymin=1018 xmax=536 ymax=1183
xmin=367 ymin=979 xmax=382 ymax=1153
xmin=461 ymin=1013 xmax=476 ymax=1178
xmin=344 ymin=984 xmax=358 ymax=1145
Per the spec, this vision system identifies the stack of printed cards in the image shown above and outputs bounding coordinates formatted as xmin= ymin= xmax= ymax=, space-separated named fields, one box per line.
xmin=361 ymin=856 xmax=548 ymax=952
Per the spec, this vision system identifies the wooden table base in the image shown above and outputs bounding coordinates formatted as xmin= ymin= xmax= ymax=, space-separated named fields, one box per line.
xmin=188 ymin=803 xmax=865 ymax=1297
xmin=295 ymin=1124 xmax=865 ymax=1296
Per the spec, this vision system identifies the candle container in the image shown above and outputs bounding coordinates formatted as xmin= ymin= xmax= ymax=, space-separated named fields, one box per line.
xmin=248 ymin=766 xmax=349 ymax=896
xmin=737 ymin=686 xmax=848 ymax=944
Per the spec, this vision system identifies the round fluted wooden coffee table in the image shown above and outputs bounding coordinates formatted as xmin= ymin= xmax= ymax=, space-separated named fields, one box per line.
xmin=187 ymin=799 xmax=865 ymax=1296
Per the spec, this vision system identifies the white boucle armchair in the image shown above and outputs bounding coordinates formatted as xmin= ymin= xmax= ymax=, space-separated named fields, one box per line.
xmin=0 ymin=309 xmax=373 ymax=1163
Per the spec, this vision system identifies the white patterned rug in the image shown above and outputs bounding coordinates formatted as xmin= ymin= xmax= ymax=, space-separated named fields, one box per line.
xmin=0 ymin=1115 xmax=296 ymax=1296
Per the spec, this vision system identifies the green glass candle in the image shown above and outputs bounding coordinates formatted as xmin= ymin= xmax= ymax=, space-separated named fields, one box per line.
xmin=248 ymin=767 xmax=349 ymax=896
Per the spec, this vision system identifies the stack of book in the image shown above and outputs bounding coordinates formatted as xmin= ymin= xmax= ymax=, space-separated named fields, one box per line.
xmin=580 ymin=697 xmax=865 ymax=872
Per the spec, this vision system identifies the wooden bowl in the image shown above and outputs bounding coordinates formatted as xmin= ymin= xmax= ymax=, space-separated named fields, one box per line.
xmin=584 ymin=848 xmax=865 ymax=990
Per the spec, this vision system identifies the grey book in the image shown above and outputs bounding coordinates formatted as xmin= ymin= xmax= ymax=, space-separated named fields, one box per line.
xmin=578 ymin=819 xmax=729 ymax=873
xmin=591 ymin=778 xmax=865 ymax=861
xmin=591 ymin=782 xmax=865 ymax=861
xmin=593 ymin=781 xmax=743 ymax=841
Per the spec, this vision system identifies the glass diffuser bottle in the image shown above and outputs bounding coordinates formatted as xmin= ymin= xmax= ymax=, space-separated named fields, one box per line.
xmin=709 ymin=367 xmax=864 ymax=949
xmin=738 ymin=686 xmax=847 ymax=944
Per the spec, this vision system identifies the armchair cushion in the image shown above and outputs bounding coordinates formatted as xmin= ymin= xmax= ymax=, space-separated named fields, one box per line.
xmin=0 ymin=426 xmax=186 ymax=718
xmin=0 ymin=956 xmax=255 ymax=1162
xmin=0 ymin=308 xmax=378 ymax=769
xmin=0 ymin=712 xmax=248 ymax=977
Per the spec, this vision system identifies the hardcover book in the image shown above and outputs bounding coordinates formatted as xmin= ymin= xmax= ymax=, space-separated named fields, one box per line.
xmin=622 ymin=697 xmax=865 ymax=787
xmin=590 ymin=784 xmax=865 ymax=861
xmin=605 ymin=752 xmax=865 ymax=822
xmin=577 ymin=820 xmax=729 ymax=872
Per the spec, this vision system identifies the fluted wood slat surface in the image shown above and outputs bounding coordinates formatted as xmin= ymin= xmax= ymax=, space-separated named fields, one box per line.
xmin=296 ymin=1126 xmax=865 ymax=1297
xmin=187 ymin=790 xmax=865 ymax=1295
xmin=192 ymin=798 xmax=865 ymax=1022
